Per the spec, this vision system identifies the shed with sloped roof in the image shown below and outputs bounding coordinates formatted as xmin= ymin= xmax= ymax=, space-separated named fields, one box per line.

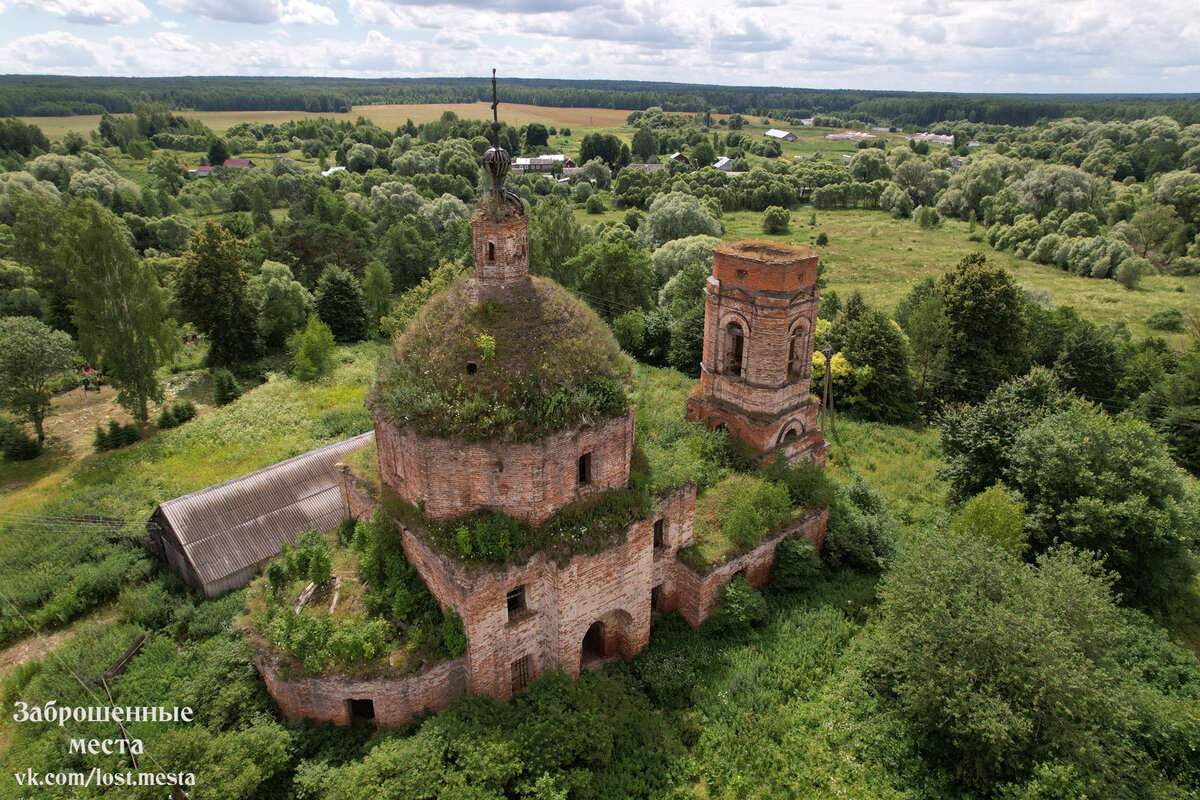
xmin=146 ymin=432 xmax=373 ymax=597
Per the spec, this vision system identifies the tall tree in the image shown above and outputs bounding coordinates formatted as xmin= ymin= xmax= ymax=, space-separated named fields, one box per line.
xmin=362 ymin=260 xmax=393 ymax=338
xmin=935 ymin=253 xmax=1028 ymax=403
xmin=206 ymin=137 xmax=230 ymax=167
xmin=11 ymin=192 xmax=72 ymax=333
xmin=0 ymin=316 xmax=75 ymax=443
xmin=528 ymin=197 xmax=589 ymax=288
xmin=314 ymin=266 xmax=368 ymax=343
xmin=59 ymin=199 xmax=177 ymax=421
xmin=177 ymin=221 xmax=259 ymax=365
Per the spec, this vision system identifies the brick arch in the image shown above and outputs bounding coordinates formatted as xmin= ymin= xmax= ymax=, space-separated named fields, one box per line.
xmin=777 ymin=419 xmax=807 ymax=445
xmin=578 ymin=607 xmax=636 ymax=670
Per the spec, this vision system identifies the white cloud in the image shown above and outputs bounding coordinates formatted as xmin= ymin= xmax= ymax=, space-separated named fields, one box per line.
xmin=1 ymin=0 xmax=1199 ymax=92
xmin=12 ymin=0 xmax=150 ymax=25
xmin=9 ymin=31 xmax=99 ymax=67
xmin=281 ymin=0 xmax=337 ymax=25
xmin=347 ymin=0 xmax=407 ymax=26
xmin=151 ymin=31 xmax=201 ymax=51
xmin=159 ymin=0 xmax=283 ymax=24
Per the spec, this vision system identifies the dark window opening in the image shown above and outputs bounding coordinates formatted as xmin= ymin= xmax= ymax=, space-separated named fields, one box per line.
xmin=734 ymin=568 xmax=747 ymax=582
xmin=582 ymin=621 xmax=606 ymax=662
xmin=487 ymin=241 xmax=496 ymax=261
xmin=506 ymin=586 xmax=526 ymax=617
xmin=788 ymin=333 xmax=805 ymax=377
xmin=347 ymin=698 xmax=375 ymax=727
xmin=511 ymin=655 xmax=532 ymax=693
xmin=736 ymin=269 xmax=748 ymax=281
xmin=783 ymin=427 xmax=799 ymax=442
xmin=577 ymin=452 xmax=592 ymax=485
xmin=653 ymin=518 xmax=665 ymax=549
xmin=466 ymin=361 xmax=478 ymax=375
xmin=651 ymin=584 xmax=663 ymax=612
xmin=725 ymin=322 xmax=745 ymax=377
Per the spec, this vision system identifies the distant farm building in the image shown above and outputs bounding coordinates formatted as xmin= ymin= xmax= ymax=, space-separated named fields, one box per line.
xmin=713 ymin=156 xmax=734 ymax=171
xmin=906 ymin=132 xmax=955 ymax=145
xmin=146 ymin=433 xmax=373 ymax=597
xmin=764 ymin=129 xmax=797 ymax=141
xmin=222 ymin=158 xmax=255 ymax=168
xmin=825 ymin=131 xmax=877 ymax=142
xmin=668 ymin=152 xmax=691 ymax=164
xmin=512 ymin=154 xmax=574 ymax=174
xmin=322 ymin=165 xmax=347 ymax=176
xmin=627 ymin=163 xmax=667 ymax=174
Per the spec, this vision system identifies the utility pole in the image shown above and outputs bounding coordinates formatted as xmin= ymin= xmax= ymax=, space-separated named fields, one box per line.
xmin=821 ymin=348 xmax=834 ymax=434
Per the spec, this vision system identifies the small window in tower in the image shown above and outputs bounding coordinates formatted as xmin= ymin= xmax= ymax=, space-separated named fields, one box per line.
xmin=511 ymin=654 xmax=532 ymax=693
xmin=578 ymin=452 xmax=592 ymax=485
xmin=736 ymin=269 xmax=748 ymax=281
xmin=653 ymin=518 xmax=665 ymax=549
xmin=487 ymin=241 xmax=496 ymax=261
xmin=788 ymin=331 xmax=805 ymax=377
xmin=466 ymin=361 xmax=478 ymax=375
xmin=506 ymin=585 xmax=527 ymax=618
xmin=725 ymin=322 xmax=745 ymax=377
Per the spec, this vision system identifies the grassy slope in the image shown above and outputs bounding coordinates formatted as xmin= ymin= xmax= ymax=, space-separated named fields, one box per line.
xmin=0 ymin=342 xmax=380 ymax=526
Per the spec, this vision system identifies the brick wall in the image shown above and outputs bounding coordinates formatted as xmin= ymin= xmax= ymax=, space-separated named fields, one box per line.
xmin=373 ymin=409 xmax=635 ymax=525
xmin=688 ymin=238 xmax=826 ymax=465
xmin=255 ymin=653 xmax=468 ymax=727
xmin=672 ymin=506 xmax=828 ymax=628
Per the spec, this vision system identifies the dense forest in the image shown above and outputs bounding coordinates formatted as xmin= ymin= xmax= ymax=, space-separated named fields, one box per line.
xmin=1 ymin=93 xmax=1199 ymax=798
xmin=3 ymin=74 xmax=1200 ymax=126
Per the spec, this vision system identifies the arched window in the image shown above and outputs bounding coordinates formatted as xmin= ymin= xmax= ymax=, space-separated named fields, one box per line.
xmin=487 ymin=241 xmax=496 ymax=261
xmin=788 ymin=320 xmax=810 ymax=378
xmin=724 ymin=321 xmax=745 ymax=377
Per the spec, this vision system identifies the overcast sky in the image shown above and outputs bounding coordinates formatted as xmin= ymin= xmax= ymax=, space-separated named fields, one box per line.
xmin=0 ymin=0 xmax=1197 ymax=94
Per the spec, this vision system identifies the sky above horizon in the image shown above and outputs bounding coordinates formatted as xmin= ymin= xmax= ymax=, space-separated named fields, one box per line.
xmin=0 ymin=0 xmax=1197 ymax=95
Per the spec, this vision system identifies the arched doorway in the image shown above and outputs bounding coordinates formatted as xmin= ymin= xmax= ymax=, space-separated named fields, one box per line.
xmin=578 ymin=609 xmax=634 ymax=673
xmin=582 ymin=621 xmax=606 ymax=664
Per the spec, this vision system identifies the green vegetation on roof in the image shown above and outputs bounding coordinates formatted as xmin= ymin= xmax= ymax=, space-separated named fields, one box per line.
xmin=371 ymin=275 xmax=632 ymax=443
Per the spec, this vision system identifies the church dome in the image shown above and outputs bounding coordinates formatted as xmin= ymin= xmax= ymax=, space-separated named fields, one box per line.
xmin=370 ymin=275 xmax=632 ymax=444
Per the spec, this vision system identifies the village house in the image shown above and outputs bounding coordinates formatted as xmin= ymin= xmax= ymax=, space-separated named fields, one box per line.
xmin=764 ymin=128 xmax=798 ymax=141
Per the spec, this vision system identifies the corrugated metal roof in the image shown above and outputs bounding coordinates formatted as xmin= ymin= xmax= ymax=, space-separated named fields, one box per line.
xmin=154 ymin=432 xmax=374 ymax=587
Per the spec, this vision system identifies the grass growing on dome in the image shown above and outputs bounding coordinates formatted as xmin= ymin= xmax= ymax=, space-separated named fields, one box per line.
xmin=372 ymin=275 xmax=633 ymax=443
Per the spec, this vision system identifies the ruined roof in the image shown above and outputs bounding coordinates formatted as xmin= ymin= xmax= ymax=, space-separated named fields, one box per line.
xmin=371 ymin=276 xmax=632 ymax=443
xmin=152 ymin=432 xmax=373 ymax=587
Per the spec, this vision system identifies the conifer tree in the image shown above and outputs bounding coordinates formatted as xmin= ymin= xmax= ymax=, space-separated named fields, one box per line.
xmin=177 ymin=222 xmax=259 ymax=365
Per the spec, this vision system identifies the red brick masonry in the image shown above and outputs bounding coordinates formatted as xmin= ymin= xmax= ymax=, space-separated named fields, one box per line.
xmin=255 ymin=471 xmax=826 ymax=728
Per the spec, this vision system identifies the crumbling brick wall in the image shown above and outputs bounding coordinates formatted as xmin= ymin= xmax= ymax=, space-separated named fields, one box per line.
xmin=374 ymin=409 xmax=635 ymax=525
xmin=256 ymin=653 xmax=468 ymax=727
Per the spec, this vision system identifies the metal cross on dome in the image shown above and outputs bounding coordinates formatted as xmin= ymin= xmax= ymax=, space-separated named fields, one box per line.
xmin=490 ymin=68 xmax=500 ymax=148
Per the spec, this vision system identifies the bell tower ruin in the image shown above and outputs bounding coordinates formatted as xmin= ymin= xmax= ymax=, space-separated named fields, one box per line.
xmin=685 ymin=240 xmax=827 ymax=466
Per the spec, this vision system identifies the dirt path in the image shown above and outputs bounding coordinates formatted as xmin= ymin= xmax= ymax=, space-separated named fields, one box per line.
xmin=0 ymin=605 xmax=119 ymax=678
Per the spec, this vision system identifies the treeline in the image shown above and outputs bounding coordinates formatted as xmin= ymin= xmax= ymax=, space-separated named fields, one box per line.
xmin=2 ymin=75 xmax=1199 ymax=126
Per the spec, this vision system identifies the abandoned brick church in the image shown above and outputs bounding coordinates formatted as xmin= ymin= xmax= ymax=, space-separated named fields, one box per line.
xmin=154 ymin=109 xmax=828 ymax=728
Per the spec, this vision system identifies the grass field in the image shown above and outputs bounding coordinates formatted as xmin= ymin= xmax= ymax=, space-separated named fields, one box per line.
xmin=20 ymin=102 xmax=636 ymax=139
xmin=583 ymin=204 xmax=1199 ymax=349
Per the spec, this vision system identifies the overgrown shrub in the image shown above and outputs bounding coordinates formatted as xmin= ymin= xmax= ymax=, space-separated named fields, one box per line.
xmin=772 ymin=536 xmax=821 ymax=590
xmin=0 ymin=417 xmax=40 ymax=460
xmin=212 ymin=368 xmax=242 ymax=405
xmin=815 ymin=232 xmax=829 ymax=246
xmin=713 ymin=575 xmax=767 ymax=630
xmin=823 ymin=474 xmax=896 ymax=571
xmin=439 ymin=611 xmax=467 ymax=657
xmin=762 ymin=205 xmax=790 ymax=234
xmin=156 ymin=399 xmax=197 ymax=429
xmin=93 ymin=419 xmax=140 ymax=452
xmin=1146 ymin=308 xmax=1185 ymax=331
